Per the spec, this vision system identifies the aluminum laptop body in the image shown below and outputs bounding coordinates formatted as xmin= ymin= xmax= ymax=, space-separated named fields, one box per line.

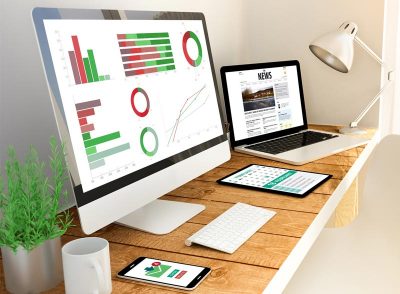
xmin=220 ymin=60 xmax=368 ymax=165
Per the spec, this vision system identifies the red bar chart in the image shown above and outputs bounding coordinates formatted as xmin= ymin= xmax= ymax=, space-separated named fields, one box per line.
xmin=75 ymin=99 xmax=130 ymax=170
xmin=69 ymin=36 xmax=111 ymax=85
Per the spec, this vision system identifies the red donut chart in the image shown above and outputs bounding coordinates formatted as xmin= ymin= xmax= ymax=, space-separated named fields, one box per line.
xmin=131 ymin=87 xmax=150 ymax=117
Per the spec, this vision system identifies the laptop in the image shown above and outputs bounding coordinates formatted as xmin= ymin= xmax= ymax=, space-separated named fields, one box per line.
xmin=220 ymin=60 xmax=369 ymax=165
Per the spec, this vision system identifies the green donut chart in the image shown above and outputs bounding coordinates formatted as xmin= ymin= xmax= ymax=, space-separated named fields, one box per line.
xmin=140 ymin=127 xmax=159 ymax=156
xmin=182 ymin=31 xmax=202 ymax=67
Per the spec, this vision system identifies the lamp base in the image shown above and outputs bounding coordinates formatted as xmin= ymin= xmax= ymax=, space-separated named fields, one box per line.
xmin=339 ymin=127 xmax=367 ymax=135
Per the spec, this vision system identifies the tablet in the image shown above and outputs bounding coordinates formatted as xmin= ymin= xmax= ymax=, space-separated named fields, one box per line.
xmin=217 ymin=164 xmax=331 ymax=197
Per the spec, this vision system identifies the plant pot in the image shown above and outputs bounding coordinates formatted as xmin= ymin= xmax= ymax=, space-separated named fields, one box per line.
xmin=1 ymin=237 xmax=63 ymax=294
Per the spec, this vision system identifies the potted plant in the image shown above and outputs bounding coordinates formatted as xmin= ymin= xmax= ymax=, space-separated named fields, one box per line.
xmin=0 ymin=138 xmax=73 ymax=293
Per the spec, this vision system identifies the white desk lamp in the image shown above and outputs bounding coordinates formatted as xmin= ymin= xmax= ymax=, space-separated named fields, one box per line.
xmin=309 ymin=21 xmax=394 ymax=134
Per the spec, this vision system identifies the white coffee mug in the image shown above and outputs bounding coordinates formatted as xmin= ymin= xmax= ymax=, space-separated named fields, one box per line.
xmin=62 ymin=237 xmax=112 ymax=294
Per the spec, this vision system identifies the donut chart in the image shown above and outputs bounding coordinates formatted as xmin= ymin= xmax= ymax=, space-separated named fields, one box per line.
xmin=131 ymin=87 xmax=150 ymax=117
xmin=140 ymin=127 xmax=159 ymax=156
xmin=182 ymin=31 xmax=202 ymax=67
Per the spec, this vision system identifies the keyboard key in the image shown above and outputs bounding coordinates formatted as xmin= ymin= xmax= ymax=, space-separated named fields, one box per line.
xmin=245 ymin=131 xmax=338 ymax=154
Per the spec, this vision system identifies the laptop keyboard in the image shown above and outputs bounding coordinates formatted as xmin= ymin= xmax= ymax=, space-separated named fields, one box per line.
xmin=245 ymin=131 xmax=338 ymax=155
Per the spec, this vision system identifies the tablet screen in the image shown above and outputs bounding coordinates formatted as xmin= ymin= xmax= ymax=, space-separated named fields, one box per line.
xmin=218 ymin=164 xmax=331 ymax=197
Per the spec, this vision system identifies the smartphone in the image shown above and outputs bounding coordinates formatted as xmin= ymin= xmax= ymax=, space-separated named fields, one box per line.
xmin=117 ymin=257 xmax=211 ymax=290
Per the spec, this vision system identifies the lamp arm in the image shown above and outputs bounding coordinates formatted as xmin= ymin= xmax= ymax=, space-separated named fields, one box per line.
xmin=354 ymin=36 xmax=384 ymax=66
xmin=349 ymin=36 xmax=395 ymax=128
xmin=350 ymin=80 xmax=392 ymax=127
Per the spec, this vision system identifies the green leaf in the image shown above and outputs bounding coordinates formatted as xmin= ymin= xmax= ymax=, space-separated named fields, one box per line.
xmin=0 ymin=138 xmax=73 ymax=251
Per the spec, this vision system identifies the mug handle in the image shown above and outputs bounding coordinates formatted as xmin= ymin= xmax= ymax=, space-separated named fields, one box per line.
xmin=92 ymin=261 xmax=106 ymax=294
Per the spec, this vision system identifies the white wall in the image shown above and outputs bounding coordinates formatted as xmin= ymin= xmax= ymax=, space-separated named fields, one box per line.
xmin=241 ymin=0 xmax=384 ymax=127
xmin=381 ymin=0 xmax=400 ymax=135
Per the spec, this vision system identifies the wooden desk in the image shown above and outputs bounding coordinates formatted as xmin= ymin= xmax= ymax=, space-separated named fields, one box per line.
xmin=0 ymin=125 xmax=376 ymax=294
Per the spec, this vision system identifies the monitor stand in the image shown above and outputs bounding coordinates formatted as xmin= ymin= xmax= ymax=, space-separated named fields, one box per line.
xmin=115 ymin=199 xmax=205 ymax=235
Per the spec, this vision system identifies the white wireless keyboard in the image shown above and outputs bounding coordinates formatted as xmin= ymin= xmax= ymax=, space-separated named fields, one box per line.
xmin=185 ymin=202 xmax=276 ymax=254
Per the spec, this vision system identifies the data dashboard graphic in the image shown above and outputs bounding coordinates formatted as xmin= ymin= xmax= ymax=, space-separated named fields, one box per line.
xmin=144 ymin=262 xmax=171 ymax=278
xmin=69 ymin=36 xmax=110 ymax=84
xmin=118 ymin=33 xmax=176 ymax=76
xmin=167 ymin=84 xmax=211 ymax=145
xmin=182 ymin=31 xmax=202 ymax=67
xmin=131 ymin=87 xmax=150 ymax=117
xmin=75 ymin=99 xmax=131 ymax=171
xmin=220 ymin=165 xmax=330 ymax=196
xmin=44 ymin=19 xmax=223 ymax=192
xmin=140 ymin=127 xmax=159 ymax=157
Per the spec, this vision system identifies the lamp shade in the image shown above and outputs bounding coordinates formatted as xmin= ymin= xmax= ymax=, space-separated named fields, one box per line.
xmin=309 ymin=22 xmax=358 ymax=73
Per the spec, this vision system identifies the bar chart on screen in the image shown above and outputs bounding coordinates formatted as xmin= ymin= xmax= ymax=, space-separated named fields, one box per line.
xmin=117 ymin=32 xmax=176 ymax=77
xmin=65 ymin=35 xmax=111 ymax=85
xmin=75 ymin=98 xmax=132 ymax=180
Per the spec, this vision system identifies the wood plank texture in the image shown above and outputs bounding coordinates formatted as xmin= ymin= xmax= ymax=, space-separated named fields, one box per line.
xmin=95 ymin=223 xmax=298 ymax=269
xmin=327 ymin=178 xmax=359 ymax=228
xmin=162 ymin=196 xmax=316 ymax=238
xmin=0 ymin=125 xmax=373 ymax=293
xmin=2 ymin=235 xmax=276 ymax=294
xmin=66 ymin=235 xmax=277 ymax=294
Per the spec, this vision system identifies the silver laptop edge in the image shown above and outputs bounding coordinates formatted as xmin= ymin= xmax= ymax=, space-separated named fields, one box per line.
xmin=235 ymin=129 xmax=369 ymax=165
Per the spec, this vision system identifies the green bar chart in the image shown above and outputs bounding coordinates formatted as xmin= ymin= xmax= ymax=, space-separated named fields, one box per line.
xmin=69 ymin=36 xmax=111 ymax=85
xmin=84 ymin=132 xmax=121 ymax=148
xmin=75 ymin=98 xmax=131 ymax=170
xmin=87 ymin=49 xmax=99 ymax=81
xmin=117 ymin=32 xmax=176 ymax=77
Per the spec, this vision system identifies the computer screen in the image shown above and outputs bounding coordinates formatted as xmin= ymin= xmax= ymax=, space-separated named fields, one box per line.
xmin=221 ymin=61 xmax=307 ymax=144
xmin=32 ymin=8 xmax=230 ymax=234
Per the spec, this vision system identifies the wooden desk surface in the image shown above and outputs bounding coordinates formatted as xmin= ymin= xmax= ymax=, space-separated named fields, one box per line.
xmin=0 ymin=125 xmax=375 ymax=294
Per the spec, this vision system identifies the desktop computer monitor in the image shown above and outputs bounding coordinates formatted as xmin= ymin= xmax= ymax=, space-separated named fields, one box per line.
xmin=32 ymin=8 xmax=230 ymax=234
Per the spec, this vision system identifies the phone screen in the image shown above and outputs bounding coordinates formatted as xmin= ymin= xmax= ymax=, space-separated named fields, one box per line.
xmin=119 ymin=257 xmax=209 ymax=288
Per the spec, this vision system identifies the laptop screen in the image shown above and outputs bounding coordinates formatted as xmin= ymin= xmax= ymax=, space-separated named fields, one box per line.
xmin=221 ymin=61 xmax=307 ymax=145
